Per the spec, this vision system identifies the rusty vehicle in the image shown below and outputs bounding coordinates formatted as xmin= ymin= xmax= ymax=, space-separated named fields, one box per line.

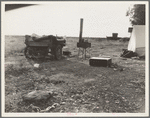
xmin=24 ymin=35 xmax=66 ymax=60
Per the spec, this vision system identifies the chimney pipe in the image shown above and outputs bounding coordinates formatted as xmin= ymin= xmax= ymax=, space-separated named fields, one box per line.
xmin=79 ymin=18 xmax=83 ymax=43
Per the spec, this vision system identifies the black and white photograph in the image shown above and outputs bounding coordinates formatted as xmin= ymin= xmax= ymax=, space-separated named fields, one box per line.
xmin=1 ymin=1 xmax=149 ymax=117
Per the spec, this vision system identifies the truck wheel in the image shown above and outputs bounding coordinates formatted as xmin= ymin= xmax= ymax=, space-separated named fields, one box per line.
xmin=54 ymin=45 xmax=62 ymax=60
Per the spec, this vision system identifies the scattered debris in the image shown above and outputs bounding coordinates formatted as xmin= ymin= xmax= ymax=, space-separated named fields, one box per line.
xmin=111 ymin=63 xmax=125 ymax=71
xmin=29 ymin=103 xmax=59 ymax=112
xmin=34 ymin=63 xmax=40 ymax=68
xmin=63 ymin=51 xmax=71 ymax=56
xmin=29 ymin=104 xmax=41 ymax=112
xmin=5 ymin=35 xmax=145 ymax=113
xmin=110 ymin=63 xmax=118 ymax=68
xmin=120 ymin=49 xmax=137 ymax=58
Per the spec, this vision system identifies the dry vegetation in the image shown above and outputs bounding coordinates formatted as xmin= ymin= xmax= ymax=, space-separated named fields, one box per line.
xmin=4 ymin=35 xmax=145 ymax=113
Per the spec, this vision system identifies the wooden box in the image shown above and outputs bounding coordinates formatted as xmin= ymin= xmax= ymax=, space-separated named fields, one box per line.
xmin=89 ymin=57 xmax=112 ymax=67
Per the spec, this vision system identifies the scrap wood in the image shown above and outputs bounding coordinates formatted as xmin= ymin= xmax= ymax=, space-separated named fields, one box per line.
xmin=29 ymin=103 xmax=59 ymax=113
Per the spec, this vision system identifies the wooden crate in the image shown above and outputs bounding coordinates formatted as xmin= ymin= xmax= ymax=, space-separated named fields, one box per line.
xmin=89 ymin=57 xmax=112 ymax=67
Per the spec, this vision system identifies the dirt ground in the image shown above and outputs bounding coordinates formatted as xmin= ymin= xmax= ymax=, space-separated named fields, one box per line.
xmin=4 ymin=35 xmax=145 ymax=113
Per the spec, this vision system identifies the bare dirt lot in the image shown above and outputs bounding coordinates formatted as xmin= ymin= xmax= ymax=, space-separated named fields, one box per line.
xmin=4 ymin=35 xmax=145 ymax=113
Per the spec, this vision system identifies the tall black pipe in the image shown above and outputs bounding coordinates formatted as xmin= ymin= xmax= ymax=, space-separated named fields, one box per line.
xmin=79 ymin=18 xmax=83 ymax=43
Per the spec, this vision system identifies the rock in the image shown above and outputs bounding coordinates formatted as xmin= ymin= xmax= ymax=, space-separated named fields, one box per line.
xmin=22 ymin=90 xmax=53 ymax=102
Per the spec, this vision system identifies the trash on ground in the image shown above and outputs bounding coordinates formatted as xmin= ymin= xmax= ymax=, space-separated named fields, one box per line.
xmin=63 ymin=51 xmax=71 ymax=56
xmin=29 ymin=103 xmax=59 ymax=112
xmin=120 ymin=49 xmax=137 ymax=58
xmin=110 ymin=63 xmax=118 ymax=68
xmin=34 ymin=63 xmax=40 ymax=68
xmin=29 ymin=104 xmax=41 ymax=112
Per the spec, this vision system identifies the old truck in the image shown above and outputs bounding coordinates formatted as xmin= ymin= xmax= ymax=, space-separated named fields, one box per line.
xmin=24 ymin=35 xmax=66 ymax=60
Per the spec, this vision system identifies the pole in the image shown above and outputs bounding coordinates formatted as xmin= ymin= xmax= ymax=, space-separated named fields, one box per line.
xmin=79 ymin=18 xmax=83 ymax=43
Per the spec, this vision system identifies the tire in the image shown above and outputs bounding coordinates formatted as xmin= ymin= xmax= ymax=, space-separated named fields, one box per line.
xmin=54 ymin=45 xmax=62 ymax=60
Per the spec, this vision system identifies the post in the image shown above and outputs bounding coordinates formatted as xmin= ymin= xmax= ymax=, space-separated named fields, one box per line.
xmin=79 ymin=18 xmax=83 ymax=43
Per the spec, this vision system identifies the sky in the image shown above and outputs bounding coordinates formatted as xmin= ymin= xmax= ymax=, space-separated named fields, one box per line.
xmin=4 ymin=2 xmax=134 ymax=37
